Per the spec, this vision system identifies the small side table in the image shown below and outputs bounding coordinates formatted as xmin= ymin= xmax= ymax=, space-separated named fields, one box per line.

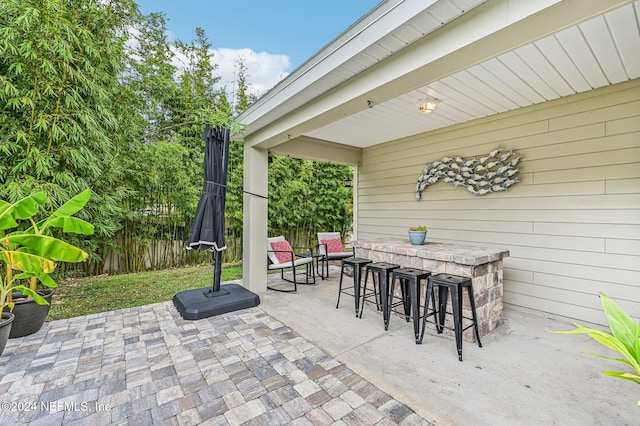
xmin=297 ymin=251 xmax=323 ymax=278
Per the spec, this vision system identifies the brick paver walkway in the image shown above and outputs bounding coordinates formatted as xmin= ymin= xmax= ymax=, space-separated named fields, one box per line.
xmin=0 ymin=301 xmax=431 ymax=425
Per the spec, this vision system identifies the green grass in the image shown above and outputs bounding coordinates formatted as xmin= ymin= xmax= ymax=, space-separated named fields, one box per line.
xmin=48 ymin=264 xmax=243 ymax=321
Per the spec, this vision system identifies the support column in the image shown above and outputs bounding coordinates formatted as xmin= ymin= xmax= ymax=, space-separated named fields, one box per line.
xmin=243 ymin=145 xmax=269 ymax=293
xmin=352 ymin=166 xmax=359 ymax=240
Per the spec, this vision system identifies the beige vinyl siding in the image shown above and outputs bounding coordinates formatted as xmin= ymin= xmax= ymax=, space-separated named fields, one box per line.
xmin=356 ymin=78 xmax=640 ymax=326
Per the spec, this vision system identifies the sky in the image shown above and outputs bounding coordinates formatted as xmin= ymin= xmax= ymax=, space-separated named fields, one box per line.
xmin=135 ymin=0 xmax=381 ymax=98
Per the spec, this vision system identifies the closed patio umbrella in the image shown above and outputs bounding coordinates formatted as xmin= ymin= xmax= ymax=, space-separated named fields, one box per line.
xmin=174 ymin=124 xmax=259 ymax=320
xmin=187 ymin=124 xmax=229 ymax=292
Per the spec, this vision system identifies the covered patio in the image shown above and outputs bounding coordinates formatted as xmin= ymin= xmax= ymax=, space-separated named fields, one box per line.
xmin=238 ymin=0 xmax=639 ymax=329
xmin=0 ymin=270 xmax=635 ymax=425
xmin=1 ymin=1 xmax=637 ymax=424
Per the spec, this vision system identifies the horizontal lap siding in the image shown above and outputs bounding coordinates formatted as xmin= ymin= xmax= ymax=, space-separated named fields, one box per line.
xmin=357 ymin=79 xmax=640 ymax=325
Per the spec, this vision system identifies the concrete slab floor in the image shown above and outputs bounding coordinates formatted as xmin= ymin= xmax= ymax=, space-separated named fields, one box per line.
xmin=261 ymin=268 xmax=637 ymax=426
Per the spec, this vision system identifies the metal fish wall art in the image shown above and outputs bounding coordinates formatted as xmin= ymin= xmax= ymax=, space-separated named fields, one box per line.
xmin=415 ymin=146 xmax=522 ymax=200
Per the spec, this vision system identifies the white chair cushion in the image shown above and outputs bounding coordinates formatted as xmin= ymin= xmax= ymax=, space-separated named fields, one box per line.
xmin=327 ymin=251 xmax=352 ymax=259
xmin=268 ymin=256 xmax=313 ymax=270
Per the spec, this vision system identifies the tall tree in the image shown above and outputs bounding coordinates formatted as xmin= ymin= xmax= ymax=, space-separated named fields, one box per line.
xmin=224 ymin=59 xmax=257 ymax=260
xmin=0 ymin=0 xmax=138 ymax=265
xmin=109 ymin=12 xmax=181 ymax=271
xmin=124 ymin=12 xmax=178 ymax=145
xmin=109 ymin=23 xmax=234 ymax=271
xmin=172 ymin=26 xmax=231 ymax=206
xmin=0 ymin=0 xmax=353 ymax=274
xmin=172 ymin=27 xmax=229 ymax=151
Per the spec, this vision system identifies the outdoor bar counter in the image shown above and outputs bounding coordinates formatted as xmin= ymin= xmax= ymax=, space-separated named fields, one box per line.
xmin=352 ymin=238 xmax=510 ymax=340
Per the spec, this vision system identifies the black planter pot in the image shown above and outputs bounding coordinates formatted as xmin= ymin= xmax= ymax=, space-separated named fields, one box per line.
xmin=0 ymin=312 xmax=15 ymax=356
xmin=4 ymin=289 xmax=54 ymax=338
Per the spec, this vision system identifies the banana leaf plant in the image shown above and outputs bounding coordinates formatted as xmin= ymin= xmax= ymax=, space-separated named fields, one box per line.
xmin=0 ymin=190 xmax=94 ymax=312
xmin=548 ymin=292 xmax=640 ymax=406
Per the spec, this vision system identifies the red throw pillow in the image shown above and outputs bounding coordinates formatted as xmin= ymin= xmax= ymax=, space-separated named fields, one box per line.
xmin=321 ymin=238 xmax=345 ymax=253
xmin=270 ymin=241 xmax=294 ymax=264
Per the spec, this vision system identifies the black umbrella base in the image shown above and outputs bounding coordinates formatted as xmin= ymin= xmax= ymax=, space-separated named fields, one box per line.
xmin=173 ymin=284 xmax=260 ymax=320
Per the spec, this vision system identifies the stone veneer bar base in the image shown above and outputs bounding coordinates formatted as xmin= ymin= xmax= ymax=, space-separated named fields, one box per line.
xmin=352 ymin=239 xmax=509 ymax=341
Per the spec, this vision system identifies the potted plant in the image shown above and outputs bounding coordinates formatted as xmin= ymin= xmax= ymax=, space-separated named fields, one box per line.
xmin=0 ymin=291 xmax=15 ymax=356
xmin=408 ymin=225 xmax=428 ymax=245
xmin=0 ymin=190 xmax=93 ymax=343
xmin=548 ymin=292 xmax=639 ymax=406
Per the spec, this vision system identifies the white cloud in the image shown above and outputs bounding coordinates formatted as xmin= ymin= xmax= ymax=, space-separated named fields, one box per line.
xmin=127 ymin=26 xmax=288 ymax=102
xmin=213 ymin=48 xmax=290 ymax=99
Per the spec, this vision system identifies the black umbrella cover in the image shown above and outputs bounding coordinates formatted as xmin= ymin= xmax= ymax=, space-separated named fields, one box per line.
xmin=174 ymin=127 xmax=260 ymax=316
xmin=187 ymin=125 xmax=230 ymax=252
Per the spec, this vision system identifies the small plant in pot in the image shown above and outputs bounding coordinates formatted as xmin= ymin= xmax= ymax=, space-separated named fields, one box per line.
xmin=408 ymin=225 xmax=427 ymax=245
xmin=1 ymin=190 xmax=93 ymax=343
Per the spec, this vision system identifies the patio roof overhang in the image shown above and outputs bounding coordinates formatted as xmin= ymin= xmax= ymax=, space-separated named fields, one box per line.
xmin=234 ymin=0 xmax=639 ymax=164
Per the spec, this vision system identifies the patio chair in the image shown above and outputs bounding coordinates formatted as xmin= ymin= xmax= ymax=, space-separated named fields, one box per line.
xmin=316 ymin=232 xmax=353 ymax=279
xmin=267 ymin=236 xmax=315 ymax=292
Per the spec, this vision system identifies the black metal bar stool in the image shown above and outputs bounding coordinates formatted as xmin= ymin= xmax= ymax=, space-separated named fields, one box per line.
xmin=336 ymin=257 xmax=372 ymax=316
xmin=360 ymin=262 xmax=400 ymax=330
xmin=419 ymin=273 xmax=482 ymax=361
xmin=390 ymin=267 xmax=434 ymax=343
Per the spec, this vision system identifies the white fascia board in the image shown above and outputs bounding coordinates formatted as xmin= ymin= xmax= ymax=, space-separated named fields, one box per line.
xmin=242 ymin=0 xmax=557 ymax=147
xmin=237 ymin=0 xmax=439 ymax=128
xmin=241 ymin=0 xmax=628 ymax=149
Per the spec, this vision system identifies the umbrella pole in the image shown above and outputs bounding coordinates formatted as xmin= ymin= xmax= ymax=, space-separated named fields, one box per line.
xmin=203 ymin=250 xmax=229 ymax=297
xmin=213 ymin=250 xmax=222 ymax=293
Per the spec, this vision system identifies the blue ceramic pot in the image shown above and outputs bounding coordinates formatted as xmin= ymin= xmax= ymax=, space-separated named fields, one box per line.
xmin=408 ymin=230 xmax=427 ymax=245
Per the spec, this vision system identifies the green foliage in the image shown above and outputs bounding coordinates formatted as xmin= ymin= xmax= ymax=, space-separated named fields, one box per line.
xmin=268 ymin=156 xmax=353 ymax=247
xmin=0 ymin=0 xmax=136 ymax=273
xmin=125 ymin=12 xmax=178 ymax=144
xmin=0 ymin=190 xmax=93 ymax=311
xmin=111 ymin=15 xmax=235 ymax=273
xmin=548 ymin=292 xmax=640 ymax=406
xmin=409 ymin=225 xmax=427 ymax=231
xmin=0 ymin=0 xmax=354 ymax=275
xmin=224 ymin=59 xmax=257 ymax=262
xmin=0 ymin=0 xmax=136 ymax=204
xmin=173 ymin=27 xmax=229 ymax=136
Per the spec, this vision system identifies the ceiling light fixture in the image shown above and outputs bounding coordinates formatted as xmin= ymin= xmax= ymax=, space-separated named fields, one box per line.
xmin=417 ymin=98 xmax=438 ymax=115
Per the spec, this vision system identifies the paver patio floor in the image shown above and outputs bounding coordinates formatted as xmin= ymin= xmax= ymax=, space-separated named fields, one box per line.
xmin=0 ymin=293 xmax=429 ymax=426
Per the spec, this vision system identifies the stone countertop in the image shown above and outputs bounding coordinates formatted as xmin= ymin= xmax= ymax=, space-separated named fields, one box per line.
xmin=352 ymin=238 xmax=510 ymax=266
